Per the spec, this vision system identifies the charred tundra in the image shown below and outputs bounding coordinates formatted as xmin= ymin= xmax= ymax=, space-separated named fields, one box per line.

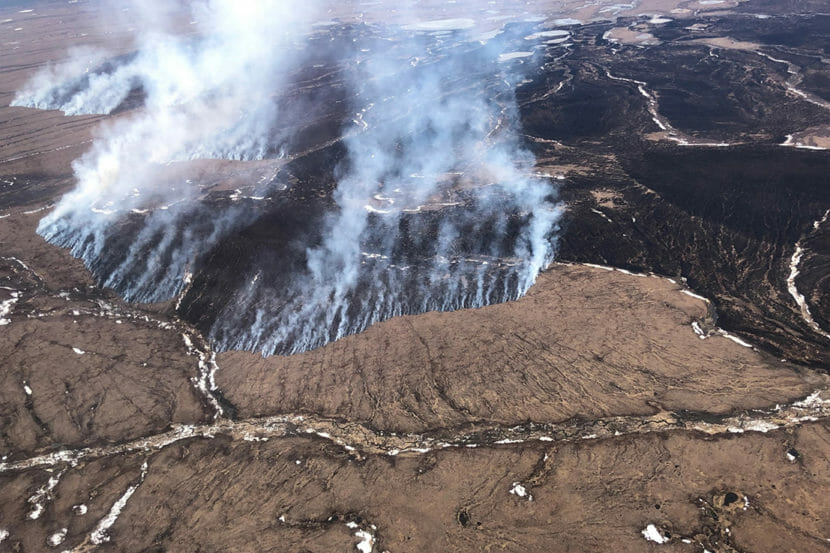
xmin=15 ymin=1 xmax=562 ymax=355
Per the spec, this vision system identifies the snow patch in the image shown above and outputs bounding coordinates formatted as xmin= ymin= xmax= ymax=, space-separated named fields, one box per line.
xmin=0 ymin=291 xmax=19 ymax=325
xmin=47 ymin=528 xmax=67 ymax=547
xmin=355 ymin=529 xmax=374 ymax=553
xmin=509 ymin=482 xmax=532 ymax=500
xmin=182 ymin=333 xmax=224 ymax=419
xmin=743 ymin=420 xmax=780 ymax=433
xmin=719 ymin=332 xmax=753 ymax=348
xmin=786 ymin=211 xmax=830 ymax=340
xmin=345 ymin=521 xmax=376 ymax=553
xmin=90 ymin=461 xmax=148 ymax=544
xmin=27 ymin=470 xmax=64 ymax=520
xmin=590 ymin=208 xmax=612 ymax=223
xmin=681 ymin=289 xmax=709 ymax=302
xmin=649 ymin=15 xmax=672 ymax=24
xmin=793 ymin=391 xmax=830 ymax=409
xmin=641 ymin=523 xmax=668 ymax=544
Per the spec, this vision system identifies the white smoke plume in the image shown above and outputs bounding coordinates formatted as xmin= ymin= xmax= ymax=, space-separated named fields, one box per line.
xmin=14 ymin=0 xmax=322 ymax=301
xmin=15 ymin=1 xmax=563 ymax=355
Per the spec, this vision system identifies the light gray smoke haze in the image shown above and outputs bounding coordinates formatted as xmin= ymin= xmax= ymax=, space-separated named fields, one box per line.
xmin=14 ymin=0 xmax=563 ymax=355
xmin=15 ymin=0 xmax=322 ymax=302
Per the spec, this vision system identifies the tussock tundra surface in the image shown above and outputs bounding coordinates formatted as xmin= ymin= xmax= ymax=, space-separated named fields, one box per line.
xmin=1 ymin=0 xmax=829 ymax=552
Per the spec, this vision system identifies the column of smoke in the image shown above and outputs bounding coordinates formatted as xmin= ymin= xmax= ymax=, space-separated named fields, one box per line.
xmin=15 ymin=0 xmax=562 ymax=355
xmin=14 ymin=0 xmax=320 ymax=302
xmin=210 ymin=23 xmax=562 ymax=354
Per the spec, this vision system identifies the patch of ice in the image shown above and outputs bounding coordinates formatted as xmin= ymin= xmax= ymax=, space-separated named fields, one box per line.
xmin=525 ymin=30 xmax=569 ymax=40
xmin=473 ymin=29 xmax=503 ymax=44
xmin=599 ymin=3 xmax=635 ymax=15
xmin=498 ymin=51 xmax=534 ymax=62
xmin=402 ymin=18 xmax=475 ymax=32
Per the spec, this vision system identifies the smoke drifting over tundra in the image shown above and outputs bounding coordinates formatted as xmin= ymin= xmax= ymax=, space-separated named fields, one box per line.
xmin=14 ymin=0 xmax=562 ymax=355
